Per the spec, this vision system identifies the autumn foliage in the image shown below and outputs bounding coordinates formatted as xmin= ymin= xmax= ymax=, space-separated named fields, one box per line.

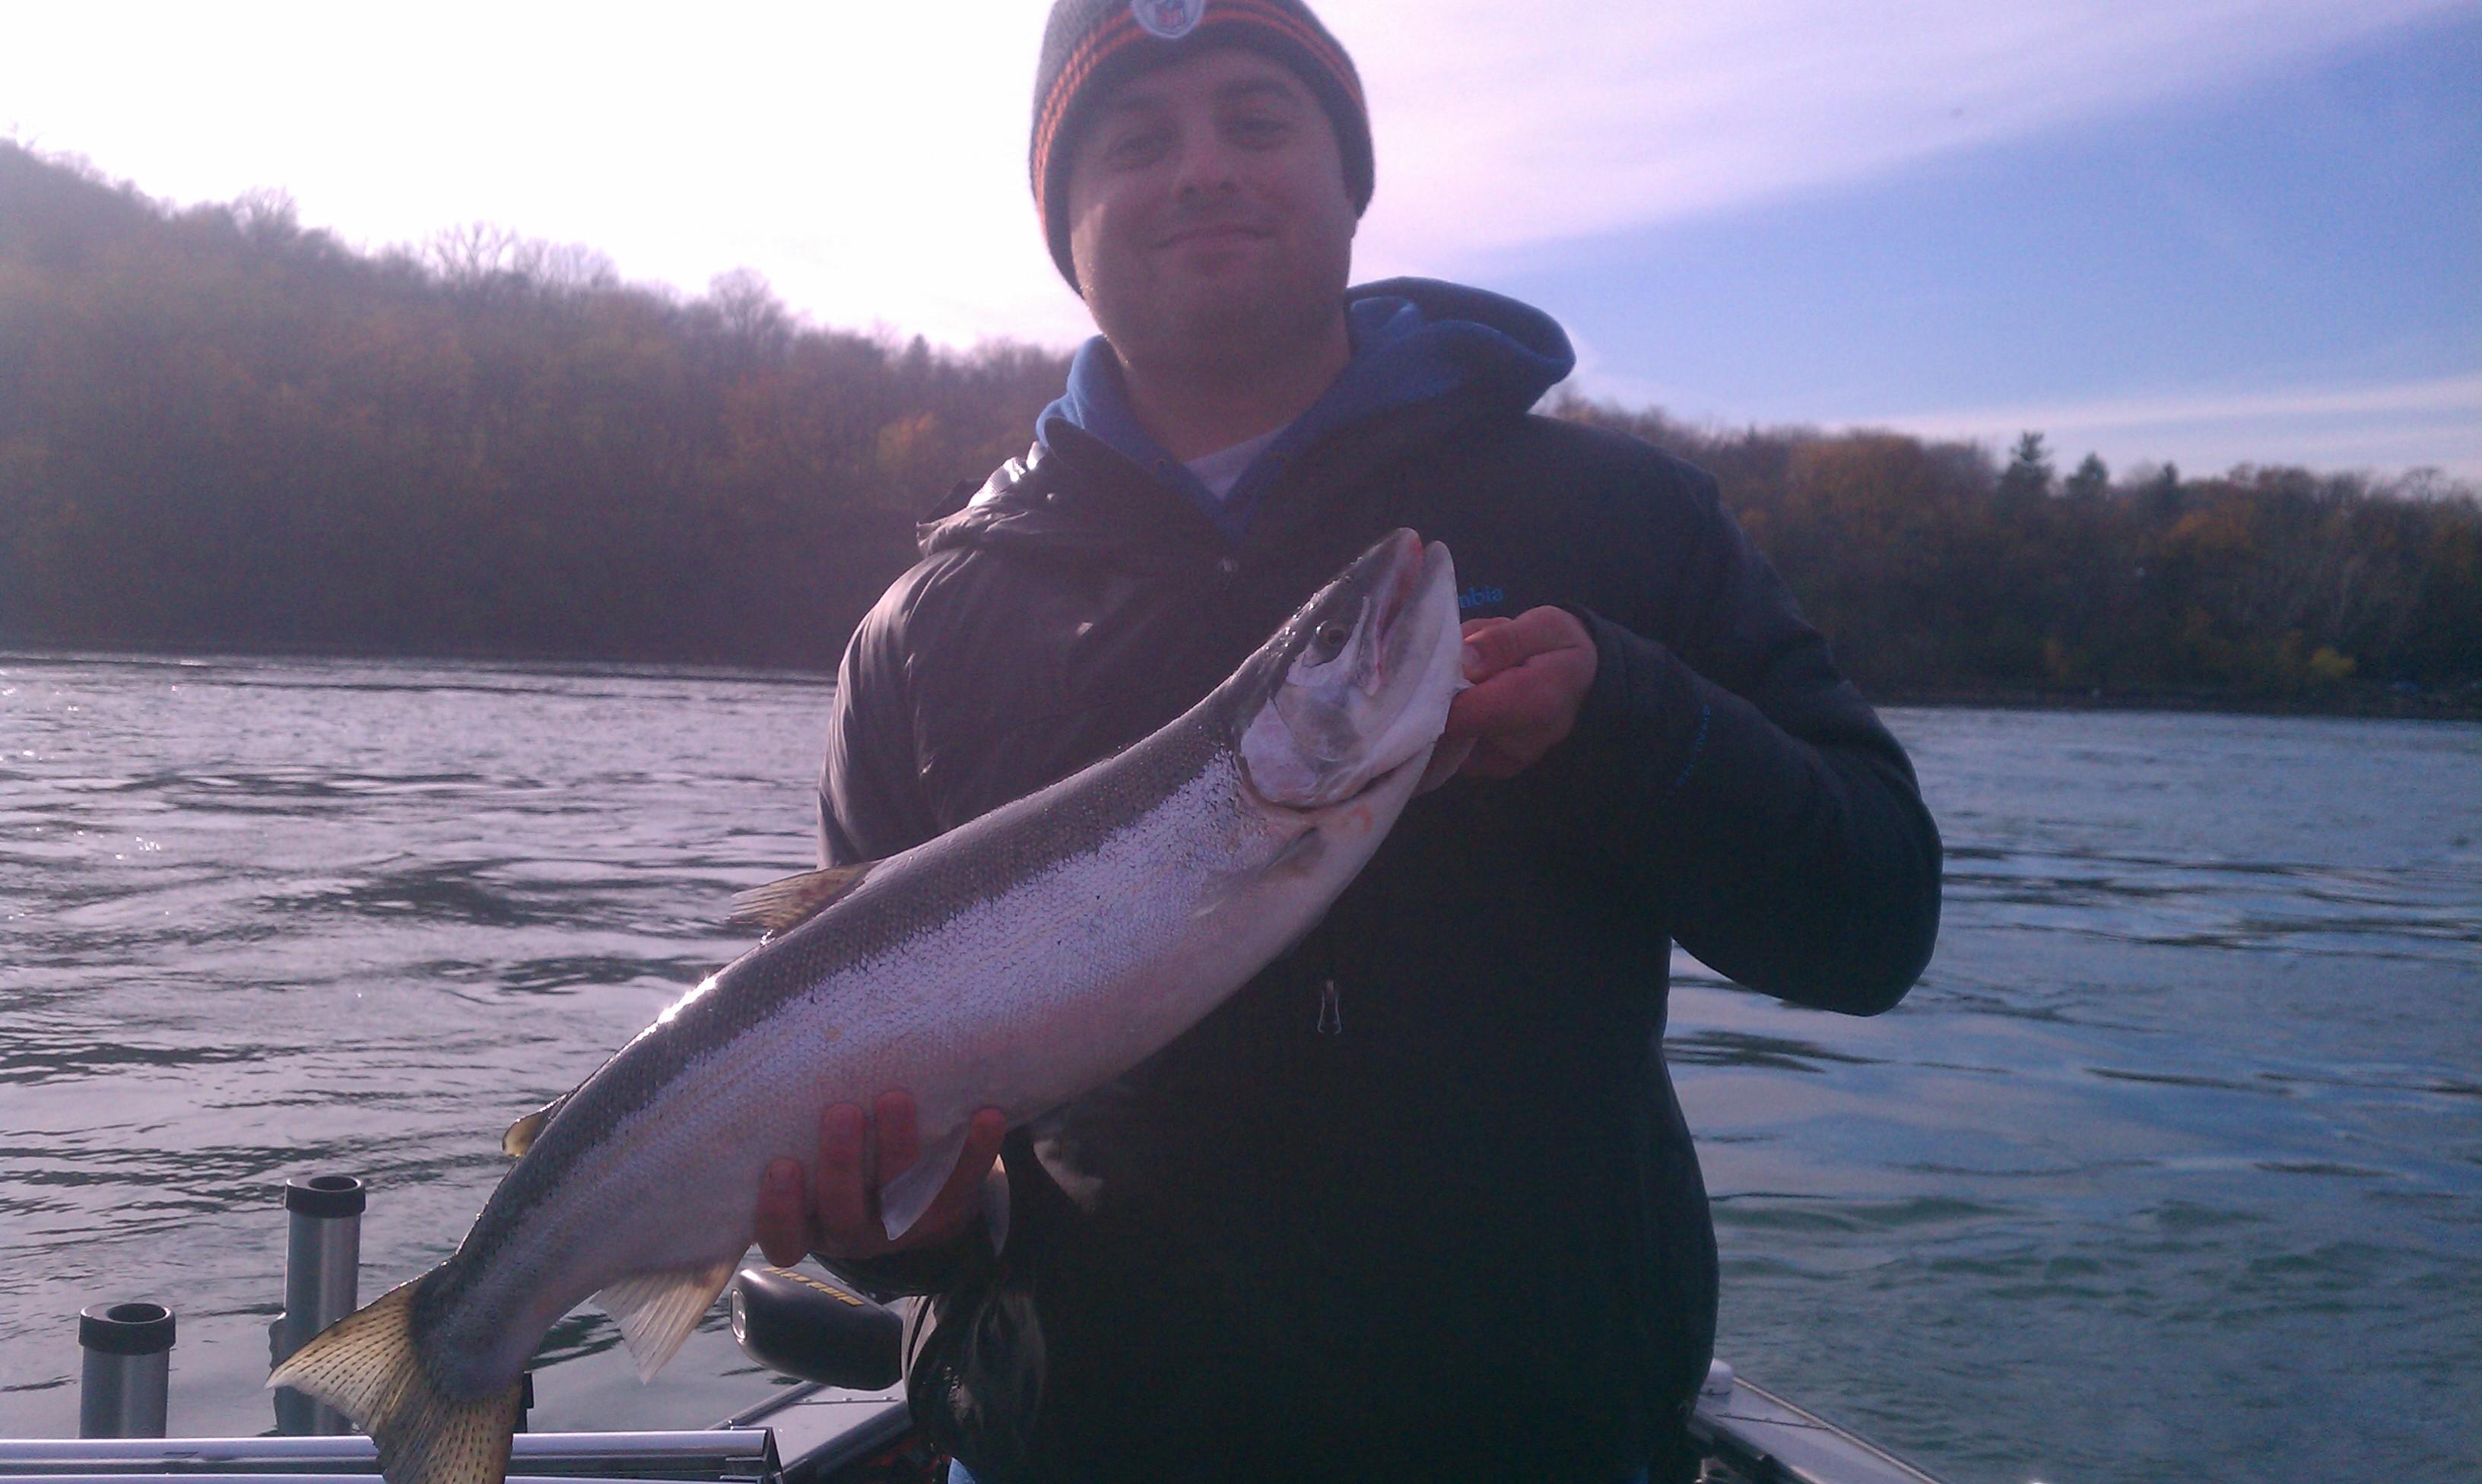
xmin=1555 ymin=404 xmax=2480 ymax=703
xmin=5 ymin=142 xmax=2476 ymax=704
xmin=0 ymin=144 xmax=1061 ymax=669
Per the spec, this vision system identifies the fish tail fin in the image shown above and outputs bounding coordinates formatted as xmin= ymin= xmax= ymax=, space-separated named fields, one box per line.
xmin=268 ymin=1270 xmax=522 ymax=1484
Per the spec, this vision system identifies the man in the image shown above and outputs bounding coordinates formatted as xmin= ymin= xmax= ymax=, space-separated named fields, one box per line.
xmin=751 ymin=2 xmax=1942 ymax=1479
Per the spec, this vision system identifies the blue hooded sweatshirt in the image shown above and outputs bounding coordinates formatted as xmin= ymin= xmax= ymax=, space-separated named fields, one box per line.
xmin=1036 ymin=277 xmax=1577 ymax=544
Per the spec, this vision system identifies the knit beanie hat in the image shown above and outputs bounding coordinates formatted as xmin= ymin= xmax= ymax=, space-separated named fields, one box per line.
xmin=1030 ymin=0 xmax=1373 ymax=288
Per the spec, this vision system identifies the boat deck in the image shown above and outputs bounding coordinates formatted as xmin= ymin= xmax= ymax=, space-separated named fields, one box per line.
xmin=2 ymin=1360 xmax=1942 ymax=1484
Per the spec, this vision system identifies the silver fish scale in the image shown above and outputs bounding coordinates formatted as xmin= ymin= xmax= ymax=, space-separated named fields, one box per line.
xmin=424 ymin=707 xmax=1227 ymax=1288
xmin=265 ymin=530 xmax=1465 ymax=1483
xmin=423 ymin=723 xmax=1335 ymax=1389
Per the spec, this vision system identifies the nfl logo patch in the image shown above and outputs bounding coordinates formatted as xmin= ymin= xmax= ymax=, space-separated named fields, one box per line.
xmin=1132 ymin=0 xmax=1206 ymax=40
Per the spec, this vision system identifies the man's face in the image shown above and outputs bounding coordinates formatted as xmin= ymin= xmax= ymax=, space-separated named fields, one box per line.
xmin=1062 ymin=46 xmax=1356 ymax=364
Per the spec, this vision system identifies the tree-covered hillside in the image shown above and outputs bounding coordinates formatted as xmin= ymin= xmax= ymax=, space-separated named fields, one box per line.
xmin=4 ymin=142 xmax=2475 ymax=707
xmin=1 ymin=143 xmax=1064 ymax=668
xmin=1557 ymin=404 xmax=2480 ymax=704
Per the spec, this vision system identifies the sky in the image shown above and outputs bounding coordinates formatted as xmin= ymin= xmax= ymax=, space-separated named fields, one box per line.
xmin=5 ymin=0 xmax=2477 ymax=479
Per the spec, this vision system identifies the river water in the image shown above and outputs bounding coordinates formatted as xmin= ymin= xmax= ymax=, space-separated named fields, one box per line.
xmin=1 ymin=655 xmax=2475 ymax=1480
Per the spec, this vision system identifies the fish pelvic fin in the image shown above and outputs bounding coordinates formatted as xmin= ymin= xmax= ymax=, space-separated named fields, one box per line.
xmin=594 ymin=1256 xmax=738 ymax=1382
xmin=267 ymin=1272 xmax=521 ymax=1484
xmin=878 ymin=1121 xmax=973 ymax=1242
xmin=500 ymin=1090 xmax=573 ymax=1159
xmin=728 ymin=864 xmax=876 ymax=936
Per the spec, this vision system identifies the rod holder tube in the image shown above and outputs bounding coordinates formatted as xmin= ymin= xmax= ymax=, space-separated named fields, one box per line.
xmin=78 ymin=1302 xmax=173 ymax=1438
xmin=268 ymin=1175 xmax=364 ymax=1436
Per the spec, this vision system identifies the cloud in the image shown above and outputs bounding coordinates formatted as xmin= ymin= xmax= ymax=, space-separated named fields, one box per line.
xmin=1865 ymin=373 xmax=2482 ymax=478
xmin=1337 ymin=0 xmax=2480 ymax=268
xmin=7 ymin=0 xmax=2470 ymax=346
xmin=1889 ymin=374 xmax=2482 ymax=434
xmin=1558 ymin=350 xmax=2482 ymax=478
xmin=0 ymin=2 xmax=1095 ymax=345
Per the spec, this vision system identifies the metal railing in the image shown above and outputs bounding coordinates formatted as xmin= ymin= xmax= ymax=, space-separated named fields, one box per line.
xmin=0 ymin=1429 xmax=778 ymax=1482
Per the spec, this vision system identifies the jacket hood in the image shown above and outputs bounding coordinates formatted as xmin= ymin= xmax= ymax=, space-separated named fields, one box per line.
xmin=923 ymin=278 xmax=1573 ymax=559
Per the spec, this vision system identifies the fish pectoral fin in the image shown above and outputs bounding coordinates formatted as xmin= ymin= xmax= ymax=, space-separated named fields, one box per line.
xmin=594 ymin=1257 xmax=738 ymax=1383
xmin=878 ymin=1121 xmax=973 ymax=1243
xmin=1192 ymin=832 xmax=1327 ymax=924
xmin=728 ymin=864 xmax=878 ymax=935
xmin=1262 ymin=827 xmax=1327 ymax=878
xmin=500 ymin=1090 xmax=573 ymax=1159
xmin=1415 ymin=736 xmax=1471 ymax=794
xmin=980 ymin=1162 xmax=1013 ymax=1256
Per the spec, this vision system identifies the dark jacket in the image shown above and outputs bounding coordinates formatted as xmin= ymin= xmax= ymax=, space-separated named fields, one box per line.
xmin=815 ymin=281 xmax=1941 ymax=1483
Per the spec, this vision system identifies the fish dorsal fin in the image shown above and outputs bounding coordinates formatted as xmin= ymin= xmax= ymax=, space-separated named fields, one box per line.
xmin=594 ymin=1257 xmax=738 ymax=1382
xmin=501 ymin=1091 xmax=573 ymax=1159
xmin=728 ymin=864 xmax=877 ymax=935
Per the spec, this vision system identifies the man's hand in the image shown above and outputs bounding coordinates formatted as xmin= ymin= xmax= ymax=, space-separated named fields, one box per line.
xmin=1442 ymin=607 xmax=1599 ymax=779
xmin=755 ymin=1091 xmax=1006 ymax=1266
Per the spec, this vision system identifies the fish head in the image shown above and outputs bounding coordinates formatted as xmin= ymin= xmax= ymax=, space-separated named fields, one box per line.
xmin=1228 ymin=529 xmax=1468 ymax=810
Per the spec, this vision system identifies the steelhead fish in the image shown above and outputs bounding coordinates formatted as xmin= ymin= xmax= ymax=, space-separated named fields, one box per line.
xmin=269 ymin=529 xmax=1470 ymax=1484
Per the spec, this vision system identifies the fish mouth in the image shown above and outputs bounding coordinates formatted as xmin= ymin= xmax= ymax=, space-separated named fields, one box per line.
xmin=1379 ymin=532 xmax=1446 ymax=664
xmin=1355 ymin=534 xmax=1462 ymax=785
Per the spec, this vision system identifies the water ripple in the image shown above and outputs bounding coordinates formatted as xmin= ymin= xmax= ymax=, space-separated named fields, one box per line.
xmin=4 ymin=669 xmax=2477 ymax=1482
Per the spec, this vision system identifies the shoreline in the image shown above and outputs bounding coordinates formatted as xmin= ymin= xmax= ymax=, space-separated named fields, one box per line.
xmin=1875 ymin=682 xmax=2482 ymax=723
xmin=9 ymin=645 xmax=2480 ymax=723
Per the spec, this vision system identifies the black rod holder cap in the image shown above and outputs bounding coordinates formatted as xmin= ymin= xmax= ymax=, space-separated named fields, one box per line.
xmin=79 ymin=1302 xmax=175 ymax=1356
xmin=284 ymin=1174 xmax=365 ymax=1217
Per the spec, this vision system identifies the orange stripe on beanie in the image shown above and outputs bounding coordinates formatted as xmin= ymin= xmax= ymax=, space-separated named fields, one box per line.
xmin=1030 ymin=0 xmax=1373 ymax=290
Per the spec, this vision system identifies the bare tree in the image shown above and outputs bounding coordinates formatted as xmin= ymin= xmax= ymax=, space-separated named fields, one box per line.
xmin=231 ymin=187 xmax=299 ymax=243
xmin=710 ymin=268 xmax=791 ymax=353
xmin=427 ymin=221 xmax=522 ymax=287
xmin=499 ymin=237 xmax=618 ymax=295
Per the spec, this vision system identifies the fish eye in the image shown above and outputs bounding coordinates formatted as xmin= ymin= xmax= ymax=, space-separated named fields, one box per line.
xmin=1309 ymin=617 xmax=1353 ymax=661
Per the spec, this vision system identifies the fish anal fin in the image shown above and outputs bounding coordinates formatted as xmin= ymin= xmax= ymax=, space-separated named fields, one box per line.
xmin=878 ymin=1121 xmax=973 ymax=1243
xmin=268 ymin=1269 xmax=522 ymax=1484
xmin=501 ymin=1090 xmax=573 ymax=1159
xmin=728 ymin=864 xmax=877 ymax=935
xmin=595 ymin=1257 xmax=738 ymax=1382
